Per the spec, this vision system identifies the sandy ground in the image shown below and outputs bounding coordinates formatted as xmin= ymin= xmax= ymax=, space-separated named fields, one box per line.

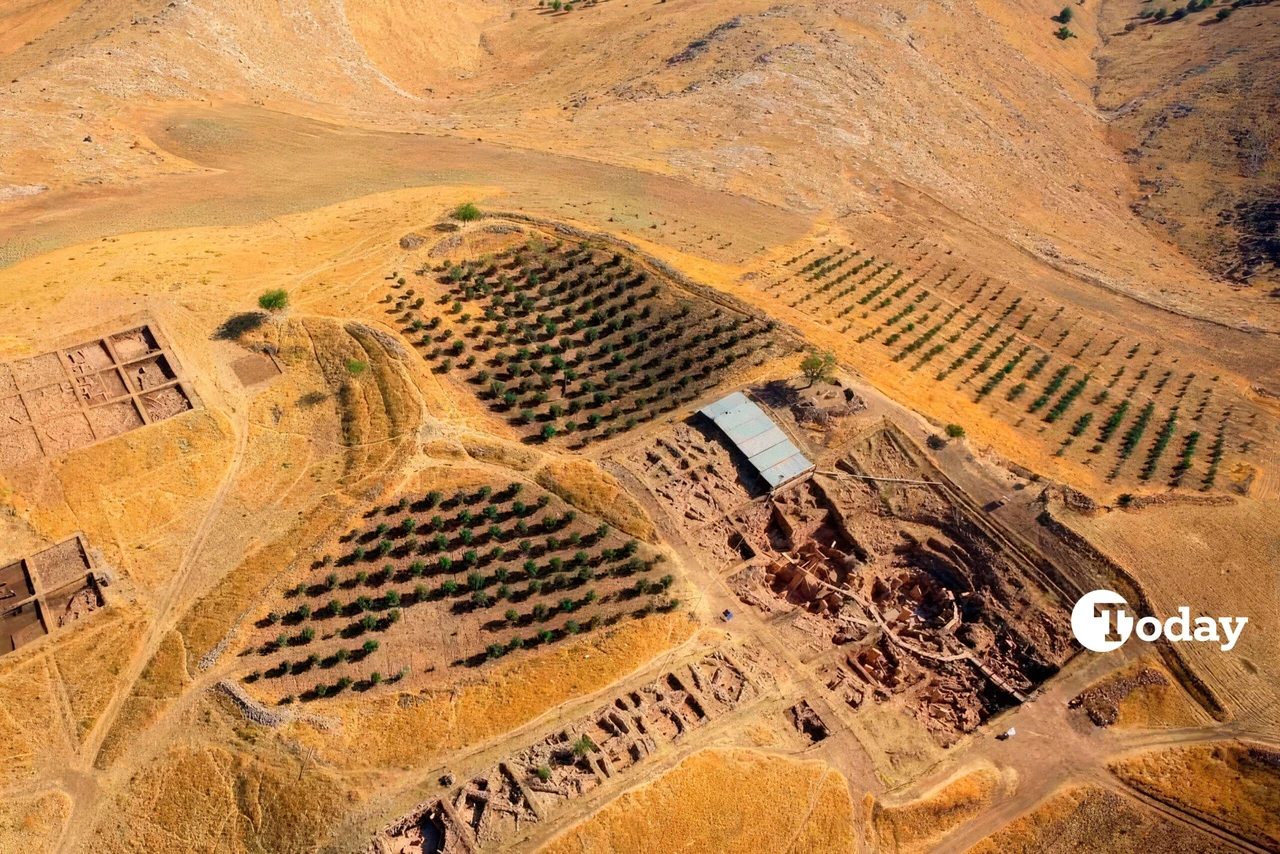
xmin=0 ymin=0 xmax=1275 ymax=849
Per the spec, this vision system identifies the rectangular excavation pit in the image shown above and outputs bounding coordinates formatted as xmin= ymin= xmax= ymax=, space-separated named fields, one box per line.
xmin=600 ymin=739 xmax=639 ymax=774
xmin=789 ymin=700 xmax=830 ymax=743
xmin=2 ymin=601 xmax=47 ymax=653
xmin=0 ymin=561 xmax=34 ymax=603
xmin=63 ymin=341 xmax=115 ymax=374
xmin=701 ymin=659 xmax=748 ymax=705
xmin=459 ymin=792 xmax=486 ymax=837
xmin=11 ymin=353 xmax=65 ymax=391
xmin=462 ymin=766 xmax=538 ymax=845
xmin=680 ymin=694 xmax=708 ymax=724
xmin=124 ymin=354 xmax=177 ymax=392
xmin=89 ymin=398 xmax=145 ymax=438
xmin=0 ymin=321 xmax=195 ymax=463
xmin=29 ymin=537 xmax=92 ymax=592
xmin=110 ymin=327 xmax=161 ymax=362
xmin=640 ymin=707 xmax=683 ymax=742
xmin=231 ymin=352 xmax=282 ymax=387
xmin=0 ymin=426 xmax=43 ymax=468
xmin=75 ymin=368 xmax=129 ymax=405
xmin=25 ymin=383 xmax=80 ymax=421
xmin=0 ymin=537 xmax=103 ymax=657
xmin=0 ymin=395 xmax=31 ymax=430
xmin=39 ymin=413 xmax=95 ymax=456
xmin=43 ymin=577 xmax=102 ymax=629
xmin=140 ymin=385 xmax=192 ymax=421
xmin=376 ymin=800 xmax=465 ymax=854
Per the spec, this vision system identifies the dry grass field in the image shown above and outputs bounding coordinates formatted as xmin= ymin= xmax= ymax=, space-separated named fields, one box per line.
xmin=1111 ymin=741 xmax=1280 ymax=850
xmin=965 ymin=784 xmax=1230 ymax=853
xmin=1051 ymin=496 xmax=1280 ymax=728
xmin=0 ymin=0 xmax=1276 ymax=849
xmin=0 ymin=790 xmax=71 ymax=854
xmin=1069 ymin=656 xmax=1213 ymax=730
xmin=869 ymin=766 xmax=1002 ymax=854
xmin=537 ymin=748 xmax=856 ymax=854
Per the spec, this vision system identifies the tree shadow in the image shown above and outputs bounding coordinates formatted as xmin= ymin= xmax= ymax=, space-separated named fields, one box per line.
xmin=213 ymin=311 xmax=268 ymax=341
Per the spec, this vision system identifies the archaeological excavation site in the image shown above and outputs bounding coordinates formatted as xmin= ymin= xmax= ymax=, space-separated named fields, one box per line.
xmin=0 ymin=321 xmax=198 ymax=469
xmin=2 ymin=2 xmax=1279 ymax=847
xmin=2 ymin=201 xmax=1275 ymax=854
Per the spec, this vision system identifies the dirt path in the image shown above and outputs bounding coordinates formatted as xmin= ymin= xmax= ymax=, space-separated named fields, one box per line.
xmin=918 ymin=646 xmax=1276 ymax=854
xmin=53 ymin=401 xmax=250 ymax=854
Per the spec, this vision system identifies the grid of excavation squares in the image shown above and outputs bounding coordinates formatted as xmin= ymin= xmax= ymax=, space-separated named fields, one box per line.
xmin=374 ymin=651 xmax=758 ymax=852
xmin=246 ymin=481 xmax=681 ymax=702
xmin=0 ymin=535 xmax=103 ymax=657
xmin=0 ymin=324 xmax=196 ymax=468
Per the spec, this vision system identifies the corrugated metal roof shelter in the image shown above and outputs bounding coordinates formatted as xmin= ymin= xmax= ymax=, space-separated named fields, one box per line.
xmin=699 ymin=392 xmax=814 ymax=490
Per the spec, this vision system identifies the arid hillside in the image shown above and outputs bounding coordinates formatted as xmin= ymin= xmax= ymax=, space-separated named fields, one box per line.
xmin=1 ymin=0 xmax=1279 ymax=852
xmin=2 ymin=0 xmax=1279 ymax=336
xmin=1097 ymin=0 xmax=1280 ymax=297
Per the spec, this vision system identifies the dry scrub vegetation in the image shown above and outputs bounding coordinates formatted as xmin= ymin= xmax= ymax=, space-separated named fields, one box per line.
xmin=0 ymin=790 xmax=71 ymax=854
xmin=1110 ymin=741 xmax=1280 ymax=850
xmin=534 ymin=459 xmax=655 ymax=543
xmin=292 ymin=612 xmax=694 ymax=771
xmin=1069 ymin=656 xmax=1211 ymax=730
xmin=869 ymin=766 xmax=1001 ymax=854
xmin=538 ymin=748 xmax=855 ymax=854
xmin=89 ymin=704 xmax=348 ymax=854
xmin=967 ymin=784 xmax=1228 ymax=853
xmin=1051 ymin=497 xmax=1280 ymax=727
xmin=95 ymin=630 xmax=191 ymax=769
xmin=37 ymin=410 xmax=235 ymax=596
xmin=50 ymin=607 xmax=145 ymax=743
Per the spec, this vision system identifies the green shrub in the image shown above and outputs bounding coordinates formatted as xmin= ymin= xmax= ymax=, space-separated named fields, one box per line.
xmin=258 ymin=289 xmax=289 ymax=312
xmin=800 ymin=350 xmax=836 ymax=386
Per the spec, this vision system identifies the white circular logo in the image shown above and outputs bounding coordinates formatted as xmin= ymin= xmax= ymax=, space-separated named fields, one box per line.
xmin=1071 ymin=589 xmax=1133 ymax=653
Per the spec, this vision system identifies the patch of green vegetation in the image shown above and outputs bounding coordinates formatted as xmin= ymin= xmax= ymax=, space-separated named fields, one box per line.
xmin=453 ymin=202 xmax=483 ymax=222
xmin=258 ymin=288 xmax=289 ymax=312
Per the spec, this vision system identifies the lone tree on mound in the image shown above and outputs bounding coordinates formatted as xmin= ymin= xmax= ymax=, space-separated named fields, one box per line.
xmin=800 ymin=350 xmax=837 ymax=386
xmin=258 ymin=289 xmax=289 ymax=312
xmin=453 ymin=202 xmax=482 ymax=222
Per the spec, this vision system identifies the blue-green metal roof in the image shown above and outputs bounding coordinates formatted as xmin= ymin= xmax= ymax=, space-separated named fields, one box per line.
xmin=699 ymin=392 xmax=813 ymax=490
